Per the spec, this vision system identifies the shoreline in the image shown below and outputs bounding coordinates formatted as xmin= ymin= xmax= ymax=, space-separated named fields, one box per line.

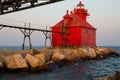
xmin=0 ymin=47 xmax=119 ymax=73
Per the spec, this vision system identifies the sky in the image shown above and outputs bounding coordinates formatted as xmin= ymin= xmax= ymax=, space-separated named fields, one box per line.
xmin=0 ymin=0 xmax=120 ymax=46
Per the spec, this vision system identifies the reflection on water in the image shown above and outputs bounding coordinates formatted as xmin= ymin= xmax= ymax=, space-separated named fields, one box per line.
xmin=0 ymin=46 xmax=120 ymax=80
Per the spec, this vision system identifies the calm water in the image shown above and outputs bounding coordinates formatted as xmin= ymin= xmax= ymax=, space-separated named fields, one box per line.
xmin=0 ymin=46 xmax=43 ymax=50
xmin=0 ymin=46 xmax=120 ymax=80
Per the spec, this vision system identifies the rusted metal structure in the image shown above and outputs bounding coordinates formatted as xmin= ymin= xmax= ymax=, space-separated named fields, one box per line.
xmin=20 ymin=23 xmax=34 ymax=50
xmin=0 ymin=0 xmax=64 ymax=15
xmin=43 ymin=27 xmax=51 ymax=48
xmin=0 ymin=23 xmax=60 ymax=49
xmin=0 ymin=0 xmax=64 ymax=49
xmin=51 ymin=1 xmax=96 ymax=47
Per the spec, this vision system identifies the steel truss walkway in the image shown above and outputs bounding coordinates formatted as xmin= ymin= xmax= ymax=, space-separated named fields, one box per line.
xmin=0 ymin=23 xmax=61 ymax=49
xmin=0 ymin=0 xmax=64 ymax=15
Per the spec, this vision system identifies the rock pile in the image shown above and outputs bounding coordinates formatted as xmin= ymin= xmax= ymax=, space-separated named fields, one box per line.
xmin=0 ymin=47 xmax=119 ymax=72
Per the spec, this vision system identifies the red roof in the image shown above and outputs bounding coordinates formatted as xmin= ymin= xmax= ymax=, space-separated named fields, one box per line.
xmin=70 ymin=13 xmax=96 ymax=30
xmin=63 ymin=10 xmax=70 ymax=18
xmin=52 ymin=12 xmax=96 ymax=30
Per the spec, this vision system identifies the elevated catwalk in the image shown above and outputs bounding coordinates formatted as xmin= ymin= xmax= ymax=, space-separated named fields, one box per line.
xmin=0 ymin=0 xmax=64 ymax=15
xmin=0 ymin=23 xmax=61 ymax=49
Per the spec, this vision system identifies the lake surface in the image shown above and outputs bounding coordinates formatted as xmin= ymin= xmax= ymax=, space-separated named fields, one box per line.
xmin=0 ymin=46 xmax=120 ymax=80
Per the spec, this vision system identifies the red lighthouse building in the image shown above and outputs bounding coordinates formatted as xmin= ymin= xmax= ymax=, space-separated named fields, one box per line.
xmin=51 ymin=1 xmax=96 ymax=47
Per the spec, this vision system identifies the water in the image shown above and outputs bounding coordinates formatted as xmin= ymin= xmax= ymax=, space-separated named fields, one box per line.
xmin=0 ymin=46 xmax=43 ymax=50
xmin=0 ymin=46 xmax=120 ymax=80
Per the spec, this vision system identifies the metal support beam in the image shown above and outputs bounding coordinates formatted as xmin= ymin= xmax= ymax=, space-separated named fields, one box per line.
xmin=0 ymin=23 xmax=61 ymax=33
xmin=0 ymin=0 xmax=64 ymax=15
xmin=20 ymin=23 xmax=34 ymax=50
xmin=0 ymin=26 xmax=3 ymax=30
xmin=43 ymin=26 xmax=51 ymax=48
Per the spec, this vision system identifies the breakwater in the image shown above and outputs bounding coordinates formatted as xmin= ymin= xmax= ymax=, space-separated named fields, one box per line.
xmin=0 ymin=47 xmax=119 ymax=73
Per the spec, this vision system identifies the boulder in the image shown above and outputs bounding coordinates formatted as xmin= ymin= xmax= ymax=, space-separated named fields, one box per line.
xmin=39 ymin=64 xmax=51 ymax=71
xmin=46 ymin=61 xmax=55 ymax=65
xmin=62 ymin=49 xmax=73 ymax=56
xmin=0 ymin=61 xmax=3 ymax=69
xmin=34 ymin=54 xmax=48 ymax=63
xmin=25 ymin=54 xmax=42 ymax=72
xmin=52 ymin=50 xmax=65 ymax=62
xmin=0 ymin=61 xmax=4 ymax=72
xmin=18 ymin=50 xmax=30 ymax=58
xmin=65 ymin=53 xmax=76 ymax=63
xmin=79 ymin=47 xmax=96 ymax=59
xmin=0 ymin=55 xmax=4 ymax=64
xmin=95 ymin=48 xmax=109 ymax=55
xmin=77 ymin=48 xmax=86 ymax=58
xmin=40 ymin=48 xmax=54 ymax=61
xmin=65 ymin=49 xmax=80 ymax=63
xmin=4 ymin=54 xmax=28 ymax=72
xmin=88 ymin=47 xmax=97 ymax=59
xmin=64 ymin=49 xmax=80 ymax=63
xmin=29 ymin=49 xmax=40 ymax=55
xmin=72 ymin=49 xmax=81 ymax=59
xmin=95 ymin=47 xmax=119 ymax=59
